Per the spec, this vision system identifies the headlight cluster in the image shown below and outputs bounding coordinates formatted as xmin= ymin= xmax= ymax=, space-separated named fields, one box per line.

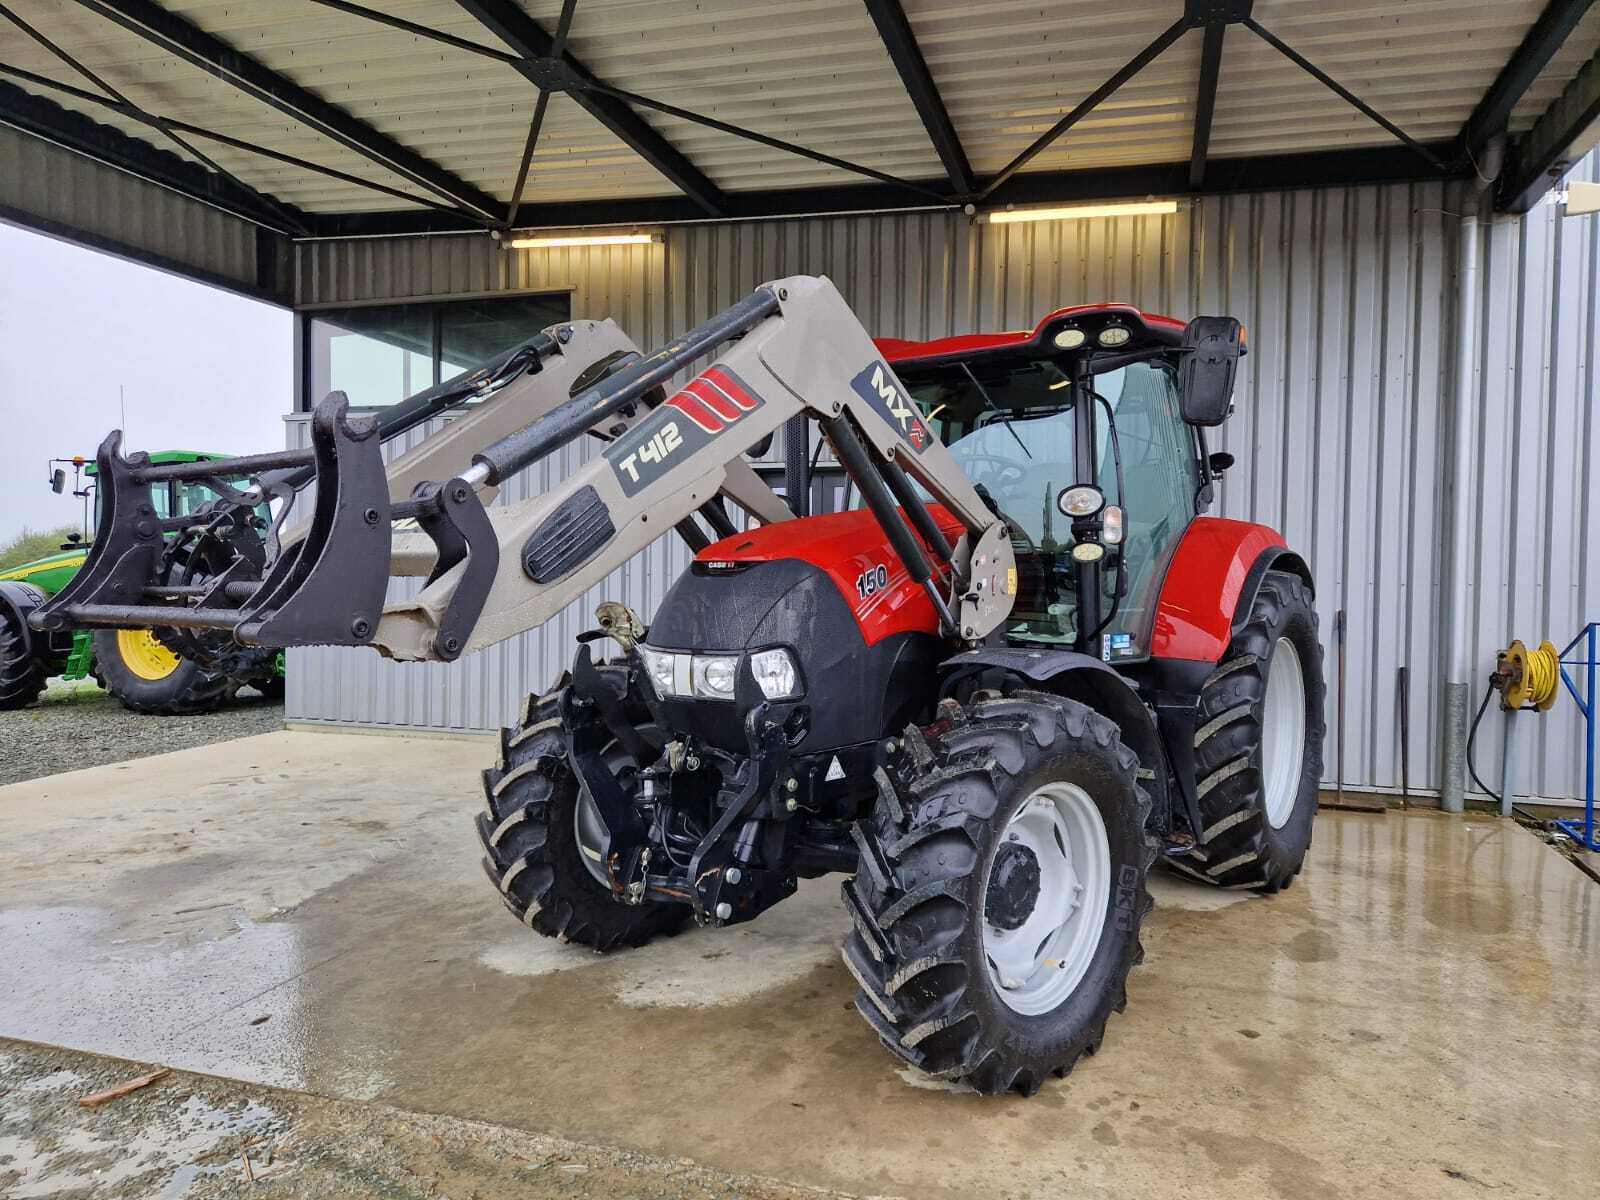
xmin=638 ymin=646 xmax=801 ymax=701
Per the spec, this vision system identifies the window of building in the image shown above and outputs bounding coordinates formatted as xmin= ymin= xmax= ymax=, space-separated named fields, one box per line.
xmin=302 ymin=292 xmax=571 ymax=410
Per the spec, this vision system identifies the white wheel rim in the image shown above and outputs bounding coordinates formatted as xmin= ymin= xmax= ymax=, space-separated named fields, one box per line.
xmin=1260 ymin=637 xmax=1307 ymax=829
xmin=981 ymin=781 xmax=1111 ymax=1016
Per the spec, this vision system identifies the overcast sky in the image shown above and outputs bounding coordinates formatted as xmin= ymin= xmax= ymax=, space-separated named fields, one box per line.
xmin=0 ymin=221 xmax=292 ymax=543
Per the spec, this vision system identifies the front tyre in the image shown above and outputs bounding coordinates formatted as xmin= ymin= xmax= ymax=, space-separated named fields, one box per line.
xmin=1169 ymin=569 xmax=1326 ymax=891
xmin=843 ymin=692 xmax=1156 ymax=1096
xmin=477 ymin=668 xmax=688 ymax=951
xmin=93 ymin=628 xmax=233 ymax=715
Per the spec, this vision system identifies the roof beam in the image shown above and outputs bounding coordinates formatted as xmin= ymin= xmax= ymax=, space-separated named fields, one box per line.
xmin=0 ymin=76 xmax=309 ymax=234
xmin=1460 ymin=0 xmax=1594 ymax=158
xmin=74 ymin=0 xmax=502 ymax=221
xmin=0 ymin=61 xmax=483 ymax=223
xmin=451 ymin=0 xmax=726 ymax=216
xmin=979 ymin=17 xmax=1191 ymax=200
xmin=313 ymin=141 xmax=1463 ymax=238
xmin=1189 ymin=20 xmax=1226 ymax=189
xmin=1499 ymin=44 xmax=1600 ymax=211
xmin=1244 ymin=17 xmax=1445 ymax=171
xmin=860 ymin=0 xmax=973 ymax=195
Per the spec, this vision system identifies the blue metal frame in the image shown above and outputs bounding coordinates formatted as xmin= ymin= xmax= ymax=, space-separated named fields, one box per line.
xmin=1554 ymin=622 xmax=1599 ymax=852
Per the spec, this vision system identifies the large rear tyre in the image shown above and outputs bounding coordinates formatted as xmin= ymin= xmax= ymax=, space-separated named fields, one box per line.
xmin=478 ymin=668 xmax=689 ymax=951
xmin=93 ymin=628 xmax=234 ymax=715
xmin=0 ymin=606 xmax=47 ymax=710
xmin=843 ymin=692 xmax=1156 ymax=1096
xmin=1168 ymin=569 xmax=1326 ymax=891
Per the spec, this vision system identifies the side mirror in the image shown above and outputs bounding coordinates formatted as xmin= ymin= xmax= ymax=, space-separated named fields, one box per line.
xmin=50 ymin=468 xmax=66 ymax=494
xmin=1178 ymin=316 xmax=1244 ymax=426
xmin=1208 ymin=451 xmax=1234 ymax=475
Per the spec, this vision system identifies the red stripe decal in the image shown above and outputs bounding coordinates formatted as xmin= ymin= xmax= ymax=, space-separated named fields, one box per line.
xmin=665 ymin=390 xmax=723 ymax=433
xmin=703 ymin=367 xmax=758 ymax=411
xmin=685 ymin=379 xmax=741 ymax=422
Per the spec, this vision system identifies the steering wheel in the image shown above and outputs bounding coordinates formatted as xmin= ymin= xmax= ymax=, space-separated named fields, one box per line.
xmin=958 ymin=454 xmax=1029 ymax=493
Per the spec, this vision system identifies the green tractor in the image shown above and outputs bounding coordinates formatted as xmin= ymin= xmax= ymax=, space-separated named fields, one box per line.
xmin=0 ymin=452 xmax=284 ymax=714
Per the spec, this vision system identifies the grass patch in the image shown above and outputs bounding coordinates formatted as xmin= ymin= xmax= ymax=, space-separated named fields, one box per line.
xmin=0 ymin=525 xmax=79 ymax=573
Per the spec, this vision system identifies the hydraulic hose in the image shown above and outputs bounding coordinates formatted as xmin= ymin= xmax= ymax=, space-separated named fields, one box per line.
xmin=1466 ymin=681 xmax=1500 ymax=802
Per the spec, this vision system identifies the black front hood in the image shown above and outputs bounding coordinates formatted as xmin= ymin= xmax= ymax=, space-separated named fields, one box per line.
xmin=644 ymin=559 xmax=936 ymax=754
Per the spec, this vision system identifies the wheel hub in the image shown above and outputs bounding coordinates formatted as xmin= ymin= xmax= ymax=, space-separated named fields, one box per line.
xmin=981 ymin=781 xmax=1112 ymax=1016
xmin=984 ymin=841 xmax=1042 ymax=931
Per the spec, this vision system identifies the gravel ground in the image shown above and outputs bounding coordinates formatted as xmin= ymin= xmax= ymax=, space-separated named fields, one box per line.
xmin=0 ymin=678 xmax=283 ymax=787
xmin=0 ymin=1040 xmax=851 ymax=1200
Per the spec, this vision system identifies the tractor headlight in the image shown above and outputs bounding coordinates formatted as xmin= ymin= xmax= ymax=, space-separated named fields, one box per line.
xmin=1057 ymin=485 xmax=1105 ymax=518
xmin=750 ymin=648 xmax=801 ymax=700
xmin=692 ymin=654 xmax=739 ymax=699
xmin=639 ymin=647 xmax=676 ymax=698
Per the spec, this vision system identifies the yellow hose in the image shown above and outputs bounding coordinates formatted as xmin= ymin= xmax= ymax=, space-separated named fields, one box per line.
xmin=1499 ymin=639 xmax=1561 ymax=711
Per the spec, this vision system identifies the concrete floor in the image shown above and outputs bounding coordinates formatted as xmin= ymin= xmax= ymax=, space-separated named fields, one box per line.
xmin=1 ymin=731 xmax=1596 ymax=1200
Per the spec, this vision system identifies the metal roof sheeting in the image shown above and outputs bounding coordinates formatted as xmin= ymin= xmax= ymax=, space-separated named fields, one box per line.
xmin=285 ymin=149 xmax=1600 ymax=805
xmin=0 ymin=120 xmax=263 ymax=289
xmin=3 ymin=1 xmax=1597 ymax=220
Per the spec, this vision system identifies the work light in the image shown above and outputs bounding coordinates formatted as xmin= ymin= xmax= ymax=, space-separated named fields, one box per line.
xmin=1057 ymin=485 xmax=1104 ymax=518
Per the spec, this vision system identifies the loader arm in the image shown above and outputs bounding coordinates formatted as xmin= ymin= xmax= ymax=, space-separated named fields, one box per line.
xmin=32 ymin=276 xmax=1015 ymax=663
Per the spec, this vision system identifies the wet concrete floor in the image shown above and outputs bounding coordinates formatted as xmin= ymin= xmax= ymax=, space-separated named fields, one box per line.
xmin=1 ymin=730 xmax=1596 ymax=1199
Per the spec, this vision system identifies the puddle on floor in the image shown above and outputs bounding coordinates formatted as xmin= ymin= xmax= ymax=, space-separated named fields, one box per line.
xmin=0 ymin=1078 xmax=287 ymax=1199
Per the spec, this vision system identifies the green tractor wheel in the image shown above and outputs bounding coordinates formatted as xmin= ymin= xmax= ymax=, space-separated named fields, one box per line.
xmin=93 ymin=628 xmax=235 ymax=716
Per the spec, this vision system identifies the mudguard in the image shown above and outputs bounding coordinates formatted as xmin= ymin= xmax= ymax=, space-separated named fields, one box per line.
xmin=1150 ymin=517 xmax=1312 ymax=663
xmin=936 ymin=647 xmax=1172 ymax=837
xmin=0 ymin=580 xmax=48 ymax=659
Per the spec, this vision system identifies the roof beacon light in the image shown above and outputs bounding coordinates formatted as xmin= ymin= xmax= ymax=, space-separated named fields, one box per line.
xmin=988 ymin=200 xmax=1179 ymax=224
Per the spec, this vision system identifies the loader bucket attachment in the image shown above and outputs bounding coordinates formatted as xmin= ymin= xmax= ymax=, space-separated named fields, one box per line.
xmin=32 ymin=393 xmax=393 ymax=649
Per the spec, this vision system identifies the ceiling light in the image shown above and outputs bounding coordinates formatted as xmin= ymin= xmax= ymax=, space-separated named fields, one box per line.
xmin=987 ymin=200 xmax=1179 ymax=224
xmin=504 ymin=232 xmax=662 ymax=249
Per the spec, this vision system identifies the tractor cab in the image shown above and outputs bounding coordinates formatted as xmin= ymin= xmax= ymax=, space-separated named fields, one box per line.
xmin=880 ymin=305 xmax=1242 ymax=662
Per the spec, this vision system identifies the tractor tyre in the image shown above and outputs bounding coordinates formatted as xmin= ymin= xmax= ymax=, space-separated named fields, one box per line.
xmin=478 ymin=668 xmax=689 ymax=951
xmin=843 ymin=692 xmax=1156 ymax=1096
xmin=93 ymin=628 xmax=234 ymax=715
xmin=0 ymin=606 xmax=47 ymax=710
xmin=1168 ymin=569 xmax=1326 ymax=891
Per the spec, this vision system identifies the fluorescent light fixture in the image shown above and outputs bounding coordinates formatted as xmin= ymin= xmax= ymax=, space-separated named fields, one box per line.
xmin=505 ymin=232 xmax=661 ymax=249
xmin=987 ymin=200 xmax=1179 ymax=224
xmin=1564 ymin=180 xmax=1600 ymax=217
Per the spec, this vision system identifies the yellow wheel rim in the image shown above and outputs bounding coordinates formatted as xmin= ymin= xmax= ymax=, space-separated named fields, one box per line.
xmin=115 ymin=628 xmax=182 ymax=681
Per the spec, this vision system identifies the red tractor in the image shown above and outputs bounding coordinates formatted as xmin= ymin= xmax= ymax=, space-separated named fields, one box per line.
xmin=39 ymin=277 xmax=1324 ymax=1095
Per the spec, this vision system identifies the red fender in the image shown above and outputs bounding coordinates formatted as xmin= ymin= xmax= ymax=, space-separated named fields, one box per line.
xmin=1150 ymin=518 xmax=1288 ymax=663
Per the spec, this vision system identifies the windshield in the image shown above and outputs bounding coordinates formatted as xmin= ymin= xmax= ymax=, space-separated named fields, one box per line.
xmin=901 ymin=358 xmax=1197 ymax=655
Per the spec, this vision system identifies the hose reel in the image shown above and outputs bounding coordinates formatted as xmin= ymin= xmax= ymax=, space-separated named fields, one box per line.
xmin=1493 ymin=639 xmax=1560 ymax=712
xmin=1468 ymin=625 xmax=1599 ymax=851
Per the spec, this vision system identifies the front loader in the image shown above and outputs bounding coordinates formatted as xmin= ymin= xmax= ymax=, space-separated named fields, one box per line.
xmin=33 ymin=275 xmax=1324 ymax=1096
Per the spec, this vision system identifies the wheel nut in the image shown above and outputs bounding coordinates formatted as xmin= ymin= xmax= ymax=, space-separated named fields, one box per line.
xmin=715 ymin=902 xmax=733 ymax=920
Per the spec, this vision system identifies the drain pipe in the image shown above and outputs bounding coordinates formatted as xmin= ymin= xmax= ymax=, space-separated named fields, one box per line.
xmin=1441 ymin=136 xmax=1503 ymax=812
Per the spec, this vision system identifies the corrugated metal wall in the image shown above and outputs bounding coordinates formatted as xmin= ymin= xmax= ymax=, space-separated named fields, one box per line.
xmin=0 ymin=125 xmax=266 ymax=294
xmin=287 ymin=160 xmax=1600 ymax=802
